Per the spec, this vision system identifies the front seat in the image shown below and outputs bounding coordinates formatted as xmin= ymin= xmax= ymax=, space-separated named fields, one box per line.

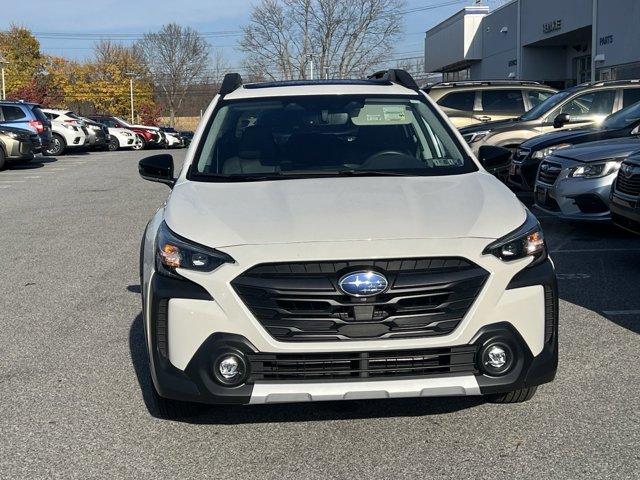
xmin=222 ymin=126 xmax=278 ymax=174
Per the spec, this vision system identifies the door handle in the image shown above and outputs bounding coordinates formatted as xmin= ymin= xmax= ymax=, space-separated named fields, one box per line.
xmin=478 ymin=116 xmax=492 ymax=122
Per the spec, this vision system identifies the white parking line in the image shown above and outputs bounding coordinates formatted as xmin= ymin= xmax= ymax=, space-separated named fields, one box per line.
xmin=0 ymin=185 xmax=11 ymax=189
xmin=603 ymin=310 xmax=640 ymax=315
xmin=0 ymin=180 xmax=26 ymax=183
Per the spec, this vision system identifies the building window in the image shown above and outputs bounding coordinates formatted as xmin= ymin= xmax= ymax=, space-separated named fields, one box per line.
xmin=443 ymin=68 xmax=470 ymax=82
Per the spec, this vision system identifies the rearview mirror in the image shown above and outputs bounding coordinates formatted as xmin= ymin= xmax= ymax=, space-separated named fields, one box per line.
xmin=139 ymin=154 xmax=174 ymax=187
xmin=553 ymin=112 xmax=571 ymax=129
xmin=478 ymin=145 xmax=512 ymax=172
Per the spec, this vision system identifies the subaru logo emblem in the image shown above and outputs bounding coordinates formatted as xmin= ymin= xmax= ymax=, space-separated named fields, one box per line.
xmin=338 ymin=271 xmax=388 ymax=297
xmin=541 ymin=163 xmax=549 ymax=172
xmin=621 ymin=163 xmax=634 ymax=177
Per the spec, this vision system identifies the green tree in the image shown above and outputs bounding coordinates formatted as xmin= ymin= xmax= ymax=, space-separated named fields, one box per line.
xmin=0 ymin=25 xmax=44 ymax=94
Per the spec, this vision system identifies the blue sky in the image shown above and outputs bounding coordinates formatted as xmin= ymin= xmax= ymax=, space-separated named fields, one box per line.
xmin=1 ymin=0 xmax=504 ymax=69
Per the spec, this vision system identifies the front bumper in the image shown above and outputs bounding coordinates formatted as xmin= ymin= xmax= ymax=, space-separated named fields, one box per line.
xmin=534 ymin=168 xmax=615 ymax=221
xmin=145 ymin=243 xmax=558 ymax=405
xmin=610 ymin=191 xmax=640 ymax=234
xmin=5 ymin=138 xmax=36 ymax=160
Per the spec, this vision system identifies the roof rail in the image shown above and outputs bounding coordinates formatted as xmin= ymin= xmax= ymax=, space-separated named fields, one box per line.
xmin=424 ymin=80 xmax=543 ymax=90
xmin=220 ymin=73 xmax=243 ymax=96
xmin=579 ymin=79 xmax=640 ymax=88
xmin=367 ymin=69 xmax=419 ymax=91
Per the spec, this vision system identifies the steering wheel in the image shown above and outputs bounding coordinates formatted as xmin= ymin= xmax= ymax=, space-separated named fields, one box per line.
xmin=361 ymin=150 xmax=424 ymax=170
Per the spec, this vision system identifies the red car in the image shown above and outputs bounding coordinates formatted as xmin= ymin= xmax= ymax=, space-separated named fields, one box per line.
xmin=86 ymin=115 xmax=165 ymax=150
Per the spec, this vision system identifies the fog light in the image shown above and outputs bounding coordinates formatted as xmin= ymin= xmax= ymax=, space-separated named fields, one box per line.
xmin=486 ymin=345 xmax=507 ymax=368
xmin=480 ymin=342 xmax=514 ymax=376
xmin=213 ymin=353 xmax=248 ymax=386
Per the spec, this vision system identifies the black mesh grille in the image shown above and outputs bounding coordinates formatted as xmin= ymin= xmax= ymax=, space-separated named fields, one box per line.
xmin=537 ymin=161 xmax=562 ymax=185
xmin=544 ymin=285 xmax=557 ymax=343
xmin=232 ymin=257 xmax=489 ymax=342
xmin=615 ymin=171 xmax=640 ymax=197
xmin=248 ymin=346 xmax=478 ymax=381
xmin=156 ymin=299 xmax=169 ymax=358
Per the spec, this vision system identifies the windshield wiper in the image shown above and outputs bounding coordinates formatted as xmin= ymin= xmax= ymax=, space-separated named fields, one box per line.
xmin=191 ymin=169 xmax=418 ymax=182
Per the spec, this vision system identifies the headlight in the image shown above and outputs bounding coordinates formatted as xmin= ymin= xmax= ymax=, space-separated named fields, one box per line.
xmin=483 ymin=210 xmax=546 ymax=265
xmin=155 ymin=222 xmax=234 ymax=278
xmin=532 ymin=143 xmax=572 ymax=160
xmin=569 ymin=160 xmax=622 ymax=178
xmin=463 ymin=130 xmax=491 ymax=144
xmin=121 ymin=131 xmax=133 ymax=136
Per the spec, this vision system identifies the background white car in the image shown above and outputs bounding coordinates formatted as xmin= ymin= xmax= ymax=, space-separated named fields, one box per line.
xmin=84 ymin=117 xmax=139 ymax=151
xmin=42 ymin=109 xmax=88 ymax=156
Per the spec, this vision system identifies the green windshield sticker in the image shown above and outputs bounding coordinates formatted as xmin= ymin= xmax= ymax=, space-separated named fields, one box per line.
xmin=383 ymin=106 xmax=406 ymax=122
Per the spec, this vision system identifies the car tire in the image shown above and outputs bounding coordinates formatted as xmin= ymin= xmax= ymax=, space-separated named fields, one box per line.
xmin=488 ymin=386 xmax=537 ymax=404
xmin=132 ymin=135 xmax=146 ymax=151
xmin=108 ymin=136 xmax=120 ymax=152
xmin=45 ymin=133 xmax=66 ymax=156
xmin=0 ymin=147 xmax=6 ymax=170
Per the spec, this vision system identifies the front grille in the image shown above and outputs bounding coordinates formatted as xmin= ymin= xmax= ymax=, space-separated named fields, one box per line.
xmin=615 ymin=170 xmax=640 ymax=197
xmin=512 ymin=148 xmax=530 ymax=164
xmin=573 ymin=194 xmax=609 ymax=214
xmin=537 ymin=161 xmax=562 ymax=185
xmin=248 ymin=346 xmax=479 ymax=381
xmin=232 ymin=258 xmax=489 ymax=342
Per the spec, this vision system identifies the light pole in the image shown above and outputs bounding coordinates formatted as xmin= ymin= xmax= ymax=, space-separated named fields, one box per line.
xmin=125 ymin=72 xmax=137 ymax=124
xmin=306 ymin=54 xmax=314 ymax=80
xmin=0 ymin=54 xmax=8 ymax=101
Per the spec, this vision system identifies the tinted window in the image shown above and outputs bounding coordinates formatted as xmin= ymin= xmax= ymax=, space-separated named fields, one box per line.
xmin=193 ymin=95 xmax=476 ymax=180
xmin=2 ymin=106 xmax=27 ymax=121
xmin=528 ymin=90 xmax=553 ymax=107
xmin=437 ymin=91 xmax=475 ymax=111
xmin=520 ymin=89 xmax=575 ymax=121
xmin=622 ymin=88 xmax=640 ymax=108
xmin=30 ymin=106 xmax=48 ymax=123
xmin=481 ymin=90 xmax=524 ymax=113
xmin=603 ymin=100 xmax=640 ymax=129
xmin=558 ymin=90 xmax=616 ymax=120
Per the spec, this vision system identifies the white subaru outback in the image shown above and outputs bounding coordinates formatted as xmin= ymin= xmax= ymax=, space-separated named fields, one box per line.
xmin=139 ymin=70 xmax=558 ymax=418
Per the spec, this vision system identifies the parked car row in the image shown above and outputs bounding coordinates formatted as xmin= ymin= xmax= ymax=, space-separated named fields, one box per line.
xmin=427 ymin=79 xmax=640 ymax=235
xmin=0 ymin=100 xmax=193 ymax=170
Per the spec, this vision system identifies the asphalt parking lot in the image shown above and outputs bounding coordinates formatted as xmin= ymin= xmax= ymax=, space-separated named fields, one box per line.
xmin=1 ymin=149 xmax=638 ymax=479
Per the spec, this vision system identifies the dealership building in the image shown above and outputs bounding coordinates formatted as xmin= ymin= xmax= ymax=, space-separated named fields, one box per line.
xmin=424 ymin=0 xmax=640 ymax=88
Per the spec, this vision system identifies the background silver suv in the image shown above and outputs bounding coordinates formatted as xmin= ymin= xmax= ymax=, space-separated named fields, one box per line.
xmin=460 ymin=80 xmax=640 ymax=156
xmin=425 ymin=81 xmax=556 ymax=128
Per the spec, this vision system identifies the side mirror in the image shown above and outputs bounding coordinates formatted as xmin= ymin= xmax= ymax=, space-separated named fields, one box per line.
xmin=553 ymin=112 xmax=571 ymax=129
xmin=478 ymin=145 xmax=512 ymax=171
xmin=139 ymin=154 xmax=174 ymax=187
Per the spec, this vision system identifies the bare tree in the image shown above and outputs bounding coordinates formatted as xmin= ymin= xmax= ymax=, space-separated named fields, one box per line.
xmin=136 ymin=24 xmax=211 ymax=126
xmin=239 ymin=0 xmax=404 ymax=81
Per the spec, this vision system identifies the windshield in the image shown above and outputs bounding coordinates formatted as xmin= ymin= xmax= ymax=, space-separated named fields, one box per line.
xmin=602 ymin=101 xmax=640 ymax=130
xmin=114 ymin=116 xmax=132 ymax=127
xmin=520 ymin=89 xmax=575 ymax=121
xmin=191 ymin=95 xmax=476 ymax=181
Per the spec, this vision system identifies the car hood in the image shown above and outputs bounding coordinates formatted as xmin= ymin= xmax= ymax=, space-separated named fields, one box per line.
xmin=554 ymin=137 xmax=640 ymax=163
xmin=520 ymin=127 xmax=602 ymax=149
xmin=459 ymin=118 xmax=519 ymax=134
xmin=164 ymin=173 xmax=526 ymax=248
xmin=132 ymin=124 xmax=159 ymax=131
